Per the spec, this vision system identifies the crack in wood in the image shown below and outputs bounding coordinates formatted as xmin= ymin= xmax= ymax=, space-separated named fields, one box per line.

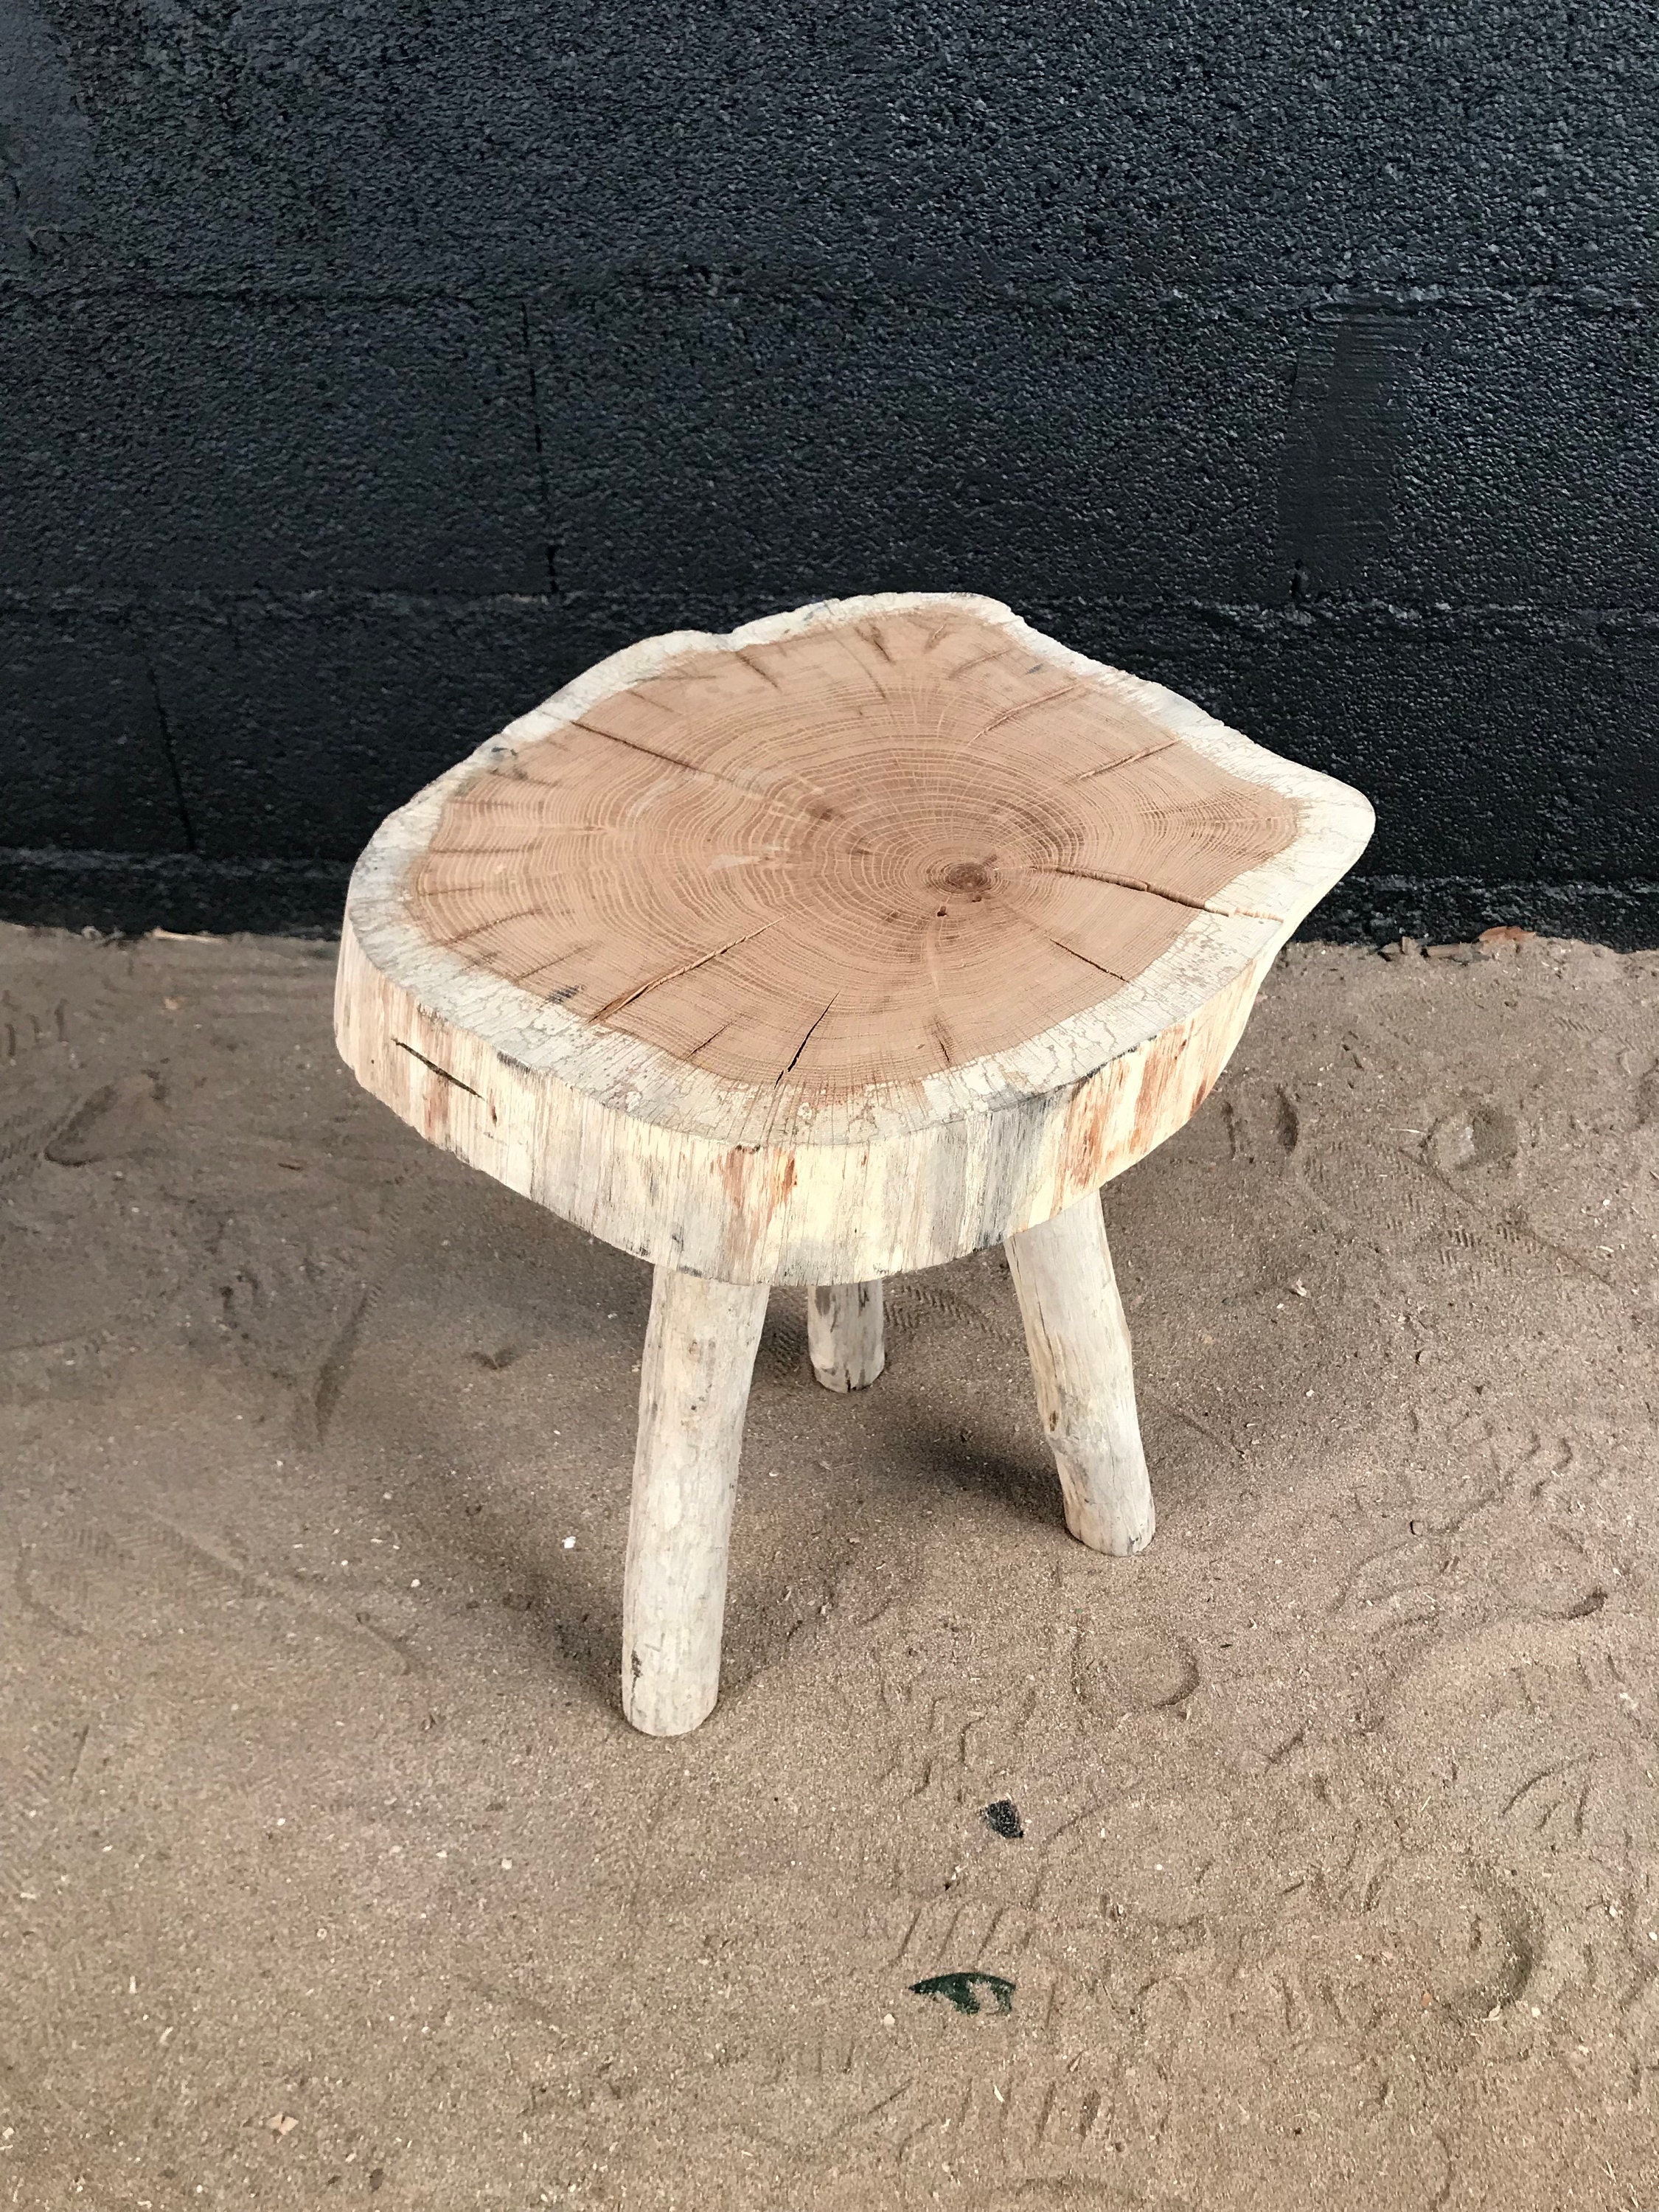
xmin=443 ymin=901 xmax=574 ymax=952
xmin=1034 ymin=863 xmax=1284 ymax=923
xmin=592 ymin=925 xmax=775 ymax=1026
xmin=1072 ymin=737 xmax=1182 ymax=782
xmin=735 ymin=647 xmax=782 ymax=689
xmin=968 ymin=681 xmax=1086 ymax=741
xmin=991 ymin=897 xmax=1134 ymax=985
xmin=394 ymin=1040 xmax=482 ymax=1097
xmin=686 ymin=1013 xmax=740 ymax=1060
xmin=937 ymin=644 xmax=1015 ymax=683
xmin=778 ymin=993 xmax=838 ymax=1082
xmin=1033 ymin=927 xmax=1132 ymax=983
xmin=568 ymin=717 xmax=810 ymax=820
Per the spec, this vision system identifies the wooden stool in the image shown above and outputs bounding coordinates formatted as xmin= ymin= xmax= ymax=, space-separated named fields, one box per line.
xmin=335 ymin=594 xmax=1371 ymax=1734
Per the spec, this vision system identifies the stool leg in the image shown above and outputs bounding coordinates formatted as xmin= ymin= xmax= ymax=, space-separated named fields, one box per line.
xmin=1005 ymin=1194 xmax=1155 ymax=1557
xmin=622 ymin=1266 xmax=770 ymax=1736
xmin=807 ymin=1280 xmax=885 ymax=1391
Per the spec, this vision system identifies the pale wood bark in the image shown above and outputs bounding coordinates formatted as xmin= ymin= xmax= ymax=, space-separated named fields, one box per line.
xmin=1006 ymin=1194 xmax=1154 ymax=1557
xmin=622 ymin=1267 xmax=769 ymax=1736
xmin=807 ymin=1280 xmax=885 ymax=1391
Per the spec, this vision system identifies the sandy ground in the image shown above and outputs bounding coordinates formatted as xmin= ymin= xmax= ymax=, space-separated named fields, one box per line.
xmin=2 ymin=923 xmax=1658 ymax=2211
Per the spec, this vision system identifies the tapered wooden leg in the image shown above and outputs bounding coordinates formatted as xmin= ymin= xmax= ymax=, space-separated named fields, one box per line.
xmin=807 ymin=1280 xmax=885 ymax=1391
xmin=1005 ymin=1194 xmax=1154 ymax=1557
xmin=622 ymin=1266 xmax=770 ymax=1736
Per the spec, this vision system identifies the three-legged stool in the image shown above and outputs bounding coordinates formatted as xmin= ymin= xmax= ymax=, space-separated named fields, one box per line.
xmin=335 ymin=593 xmax=1371 ymax=1733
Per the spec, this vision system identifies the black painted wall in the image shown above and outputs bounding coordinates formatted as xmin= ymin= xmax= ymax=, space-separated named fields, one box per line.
xmin=3 ymin=2 xmax=1656 ymax=941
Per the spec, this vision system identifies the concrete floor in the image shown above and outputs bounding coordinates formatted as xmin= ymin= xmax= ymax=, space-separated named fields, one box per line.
xmin=3 ymin=922 xmax=1658 ymax=2209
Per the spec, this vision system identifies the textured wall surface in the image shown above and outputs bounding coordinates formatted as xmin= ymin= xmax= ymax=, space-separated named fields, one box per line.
xmin=2 ymin=1 xmax=1655 ymax=940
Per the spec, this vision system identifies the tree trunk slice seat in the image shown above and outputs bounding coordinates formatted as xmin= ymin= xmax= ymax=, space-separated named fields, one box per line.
xmin=335 ymin=593 xmax=1373 ymax=1734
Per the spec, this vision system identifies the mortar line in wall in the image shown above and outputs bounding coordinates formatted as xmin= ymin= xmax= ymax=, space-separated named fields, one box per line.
xmin=519 ymin=299 xmax=559 ymax=597
xmin=0 ymin=845 xmax=354 ymax=876
xmin=1 ymin=277 xmax=1655 ymax=318
xmin=532 ymin=275 xmax=1659 ymax=321
xmin=11 ymin=588 xmax=1659 ymax=633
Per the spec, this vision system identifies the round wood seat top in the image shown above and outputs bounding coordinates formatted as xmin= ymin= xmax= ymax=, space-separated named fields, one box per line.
xmin=408 ymin=606 xmax=1295 ymax=1092
xmin=337 ymin=595 xmax=1372 ymax=1281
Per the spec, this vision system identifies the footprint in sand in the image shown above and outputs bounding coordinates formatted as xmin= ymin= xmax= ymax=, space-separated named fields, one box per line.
xmin=757 ymin=1301 xmax=808 ymax=1382
xmin=44 ymin=1070 xmax=170 ymax=1165
xmin=1426 ymin=1099 xmax=1520 ymax=1176
xmin=1073 ymin=1624 xmax=1200 ymax=1718
xmin=15 ymin=1512 xmax=414 ymax=1677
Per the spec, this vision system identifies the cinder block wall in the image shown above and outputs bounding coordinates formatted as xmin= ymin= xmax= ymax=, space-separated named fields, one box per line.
xmin=4 ymin=3 xmax=1655 ymax=940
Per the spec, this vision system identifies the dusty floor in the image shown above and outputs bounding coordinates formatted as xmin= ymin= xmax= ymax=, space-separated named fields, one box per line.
xmin=2 ymin=924 xmax=1658 ymax=2210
